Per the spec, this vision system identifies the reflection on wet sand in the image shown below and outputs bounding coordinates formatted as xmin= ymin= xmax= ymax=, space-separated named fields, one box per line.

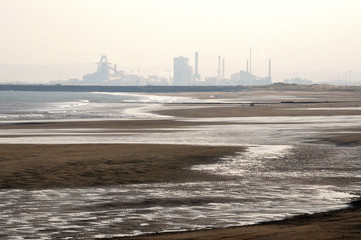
xmin=0 ymin=90 xmax=361 ymax=239
xmin=0 ymin=143 xmax=360 ymax=239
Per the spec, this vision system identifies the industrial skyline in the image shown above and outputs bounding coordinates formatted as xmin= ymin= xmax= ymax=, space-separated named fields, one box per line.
xmin=172 ymin=48 xmax=273 ymax=86
xmin=0 ymin=50 xmax=359 ymax=86
xmin=0 ymin=0 xmax=360 ymax=84
xmin=67 ymin=50 xmax=273 ymax=86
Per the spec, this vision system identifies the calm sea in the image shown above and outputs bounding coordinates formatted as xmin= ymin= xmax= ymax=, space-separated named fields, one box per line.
xmin=0 ymin=91 xmax=195 ymax=121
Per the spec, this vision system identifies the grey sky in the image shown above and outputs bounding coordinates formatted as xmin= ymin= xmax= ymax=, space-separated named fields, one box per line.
xmin=1 ymin=0 xmax=360 ymax=81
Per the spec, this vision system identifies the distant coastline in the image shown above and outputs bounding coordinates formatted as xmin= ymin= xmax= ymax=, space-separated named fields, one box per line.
xmin=1 ymin=83 xmax=361 ymax=93
xmin=0 ymin=84 xmax=245 ymax=93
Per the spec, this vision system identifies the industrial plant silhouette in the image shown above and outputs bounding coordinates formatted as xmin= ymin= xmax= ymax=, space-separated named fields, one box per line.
xmin=71 ymin=48 xmax=272 ymax=86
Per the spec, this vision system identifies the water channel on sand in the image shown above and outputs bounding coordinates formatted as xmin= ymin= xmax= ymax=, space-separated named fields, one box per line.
xmin=0 ymin=114 xmax=360 ymax=239
xmin=0 ymin=91 xmax=361 ymax=239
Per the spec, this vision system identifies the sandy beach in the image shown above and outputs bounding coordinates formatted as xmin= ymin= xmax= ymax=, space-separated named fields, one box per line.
xmin=0 ymin=89 xmax=360 ymax=239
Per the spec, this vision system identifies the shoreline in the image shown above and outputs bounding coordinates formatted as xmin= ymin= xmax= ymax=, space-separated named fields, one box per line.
xmin=116 ymin=198 xmax=361 ymax=240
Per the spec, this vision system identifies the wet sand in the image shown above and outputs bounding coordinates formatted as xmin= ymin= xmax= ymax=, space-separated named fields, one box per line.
xmin=1 ymin=90 xmax=361 ymax=239
xmin=0 ymin=144 xmax=241 ymax=189
xmin=154 ymin=91 xmax=361 ymax=118
xmin=117 ymin=91 xmax=361 ymax=239
xmin=117 ymin=199 xmax=361 ymax=240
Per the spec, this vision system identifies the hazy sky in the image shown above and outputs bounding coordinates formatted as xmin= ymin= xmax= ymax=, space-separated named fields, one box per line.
xmin=1 ymin=0 xmax=360 ymax=79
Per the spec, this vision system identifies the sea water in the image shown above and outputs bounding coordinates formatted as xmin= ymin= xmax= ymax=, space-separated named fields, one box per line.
xmin=0 ymin=91 xmax=200 ymax=121
xmin=0 ymin=91 xmax=360 ymax=239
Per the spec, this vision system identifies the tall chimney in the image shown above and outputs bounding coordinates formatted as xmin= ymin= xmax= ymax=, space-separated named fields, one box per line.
xmin=217 ymin=56 xmax=221 ymax=80
xmin=246 ymin=60 xmax=249 ymax=73
xmin=195 ymin=52 xmax=199 ymax=76
xmin=222 ymin=58 xmax=225 ymax=80
xmin=249 ymin=47 xmax=252 ymax=75
xmin=268 ymin=59 xmax=271 ymax=79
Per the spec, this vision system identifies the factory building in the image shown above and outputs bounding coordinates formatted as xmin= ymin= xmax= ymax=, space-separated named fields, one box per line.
xmin=230 ymin=59 xmax=272 ymax=85
xmin=229 ymin=49 xmax=272 ymax=85
xmin=173 ymin=56 xmax=192 ymax=86
xmin=82 ymin=54 xmax=124 ymax=84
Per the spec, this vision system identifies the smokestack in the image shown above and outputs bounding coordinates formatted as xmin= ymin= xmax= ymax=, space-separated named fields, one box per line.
xmin=195 ymin=52 xmax=199 ymax=76
xmin=249 ymin=47 xmax=252 ymax=75
xmin=222 ymin=58 xmax=225 ymax=80
xmin=114 ymin=64 xmax=117 ymax=74
xmin=246 ymin=60 xmax=249 ymax=73
xmin=268 ymin=59 xmax=271 ymax=79
xmin=217 ymin=56 xmax=221 ymax=80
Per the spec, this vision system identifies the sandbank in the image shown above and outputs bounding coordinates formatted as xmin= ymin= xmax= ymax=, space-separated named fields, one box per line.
xmin=1 ymin=89 xmax=360 ymax=239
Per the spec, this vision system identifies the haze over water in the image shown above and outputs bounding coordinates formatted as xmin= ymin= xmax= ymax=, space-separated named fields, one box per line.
xmin=1 ymin=0 xmax=361 ymax=238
